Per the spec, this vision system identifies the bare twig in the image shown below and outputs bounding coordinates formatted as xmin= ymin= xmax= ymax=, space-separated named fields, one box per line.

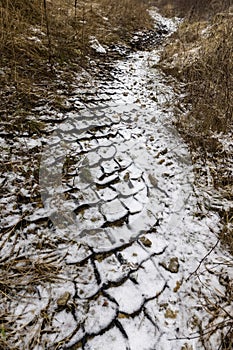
xmin=186 ymin=239 xmax=220 ymax=281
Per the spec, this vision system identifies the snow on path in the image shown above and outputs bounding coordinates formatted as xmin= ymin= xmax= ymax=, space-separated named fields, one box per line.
xmin=0 ymin=13 xmax=232 ymax=350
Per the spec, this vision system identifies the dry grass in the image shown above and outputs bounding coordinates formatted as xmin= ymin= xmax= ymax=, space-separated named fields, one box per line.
xmin=0 ymin=255 xmax=63 ymax=348
xmin=0 ymin=0 xmax=152 ymax=116
xmin=199 ymin=272 xmax=233 ymax=350
xmin=157 ymin=18 xmax=233 ymax=348
xmin=168 ymin=14 xmax=233 ymax=133
xmin=158 ymin=3 xmax=233 ymax=258
xmin=0 ymin=256 xmax=62 ymax=298
xmin=97 ymin=0 xmax=153 ymax=36
xmin=0 ymin=0 xmax=152 ymax=67
xmin=157 ymin=9 xmax=233 ymax=347
xmin=156 ymin=0 xmax=232 ymax=18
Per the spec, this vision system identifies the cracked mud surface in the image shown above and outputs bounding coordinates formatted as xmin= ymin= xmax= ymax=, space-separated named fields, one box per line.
xmin=0 ymin=13 xmax=232 ymax=350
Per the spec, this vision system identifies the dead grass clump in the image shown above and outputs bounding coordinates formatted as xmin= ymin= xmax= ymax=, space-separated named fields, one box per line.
xmin=0 ymin=257 xmax=62 ymax=298
xmin=0 ymin=255 xmax=63 ymax=349
xmin=200 ymin=288 xmax=233 ymax=350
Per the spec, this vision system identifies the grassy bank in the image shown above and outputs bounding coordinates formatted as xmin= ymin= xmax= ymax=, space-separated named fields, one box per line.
xmin=0 ymin=0 xmax=152 ymax=116
xmin=156 ymin=4 xmax=233 ymax=347
xmin=157 ymin=0 xmax=233 ymax=255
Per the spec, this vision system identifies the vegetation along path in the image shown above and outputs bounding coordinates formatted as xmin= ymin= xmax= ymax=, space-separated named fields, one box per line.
xmin=0 ymin=10 xmax=232 ymax=350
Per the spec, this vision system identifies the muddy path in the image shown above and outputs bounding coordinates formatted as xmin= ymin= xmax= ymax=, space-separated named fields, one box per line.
xmin=0 ymin=13 xmax=232 ymax=350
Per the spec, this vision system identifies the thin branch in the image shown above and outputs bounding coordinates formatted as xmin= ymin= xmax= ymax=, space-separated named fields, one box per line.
xmin=186 ymin=239 xmax=220 ymax=281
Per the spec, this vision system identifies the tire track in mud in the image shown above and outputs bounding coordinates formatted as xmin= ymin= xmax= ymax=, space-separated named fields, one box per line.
xmin=1 ymin=13 xmax=231 ymax=350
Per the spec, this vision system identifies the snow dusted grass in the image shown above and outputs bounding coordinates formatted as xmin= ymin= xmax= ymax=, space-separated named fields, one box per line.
xmin=0 ymin=256 xmax=63 ymax=348
xmin=1 ymin=37 xmax=232 ymax=350
xmin=158 ymin=7 xmax=233 ymax=253
xmin=157 ymin=5 xmax=233 ymax=349
xmin=0 ymin=0 xmax=152 ymax=69
xmin=0 ymin=5 xmax=232 ymax=350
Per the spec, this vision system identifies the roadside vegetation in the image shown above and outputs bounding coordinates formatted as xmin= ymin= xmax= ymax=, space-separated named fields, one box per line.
xmin=0 ymin=0 xmax=152 ymax=117
xmin=1 ymin=1 xmax=232 ymax=349
xmin=157 ymin=0 xmax=233 ymax=253
xmin=156 ymin=1 xmax=232 ymax=348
